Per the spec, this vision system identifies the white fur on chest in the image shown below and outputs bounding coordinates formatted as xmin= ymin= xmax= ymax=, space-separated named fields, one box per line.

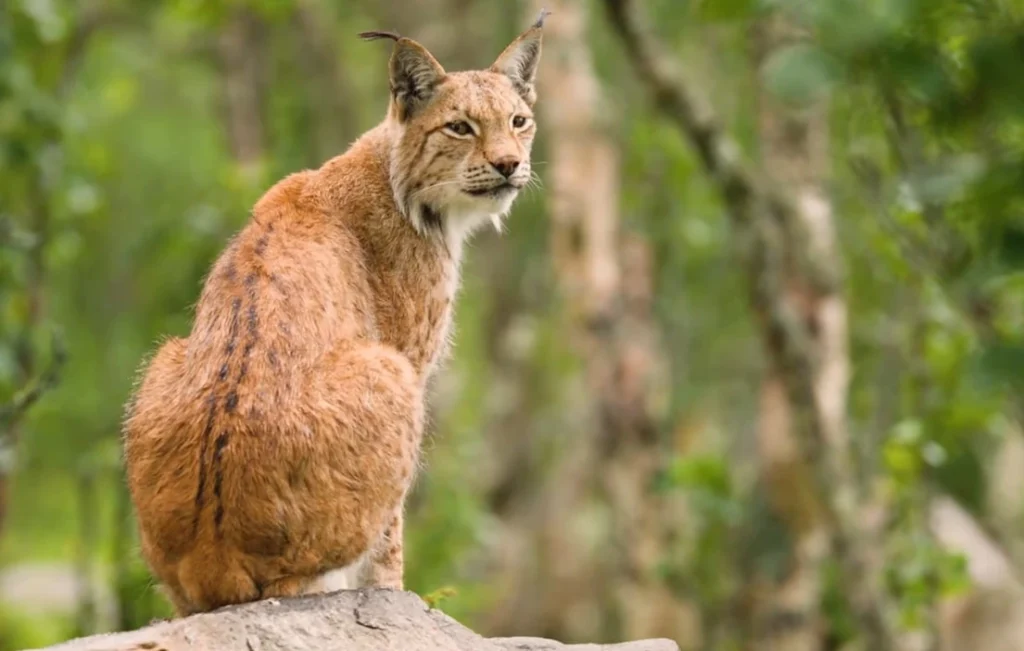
xmin=445 ymin=196 xmax=512 ymax=251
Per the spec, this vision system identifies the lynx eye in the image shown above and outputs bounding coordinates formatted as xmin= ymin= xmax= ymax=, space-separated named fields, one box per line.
xmin=512 ymin=115 xmax=529 ymax=129
xmin=444 ymin=121 xmax=474 ymax=137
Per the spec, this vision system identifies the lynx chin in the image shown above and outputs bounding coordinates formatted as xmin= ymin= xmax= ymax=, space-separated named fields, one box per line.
xmin=121 ymin=13 xmax=546 ymax=615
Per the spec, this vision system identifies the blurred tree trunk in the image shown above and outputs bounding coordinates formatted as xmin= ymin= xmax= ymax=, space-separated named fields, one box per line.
xmin=485 ymin=1 xmax=613 ymax=636
xmin=930 ymin=495 xmax=1024 ymax=651
xmin=216 ymin=7 xmax=268 ymax=177
xmin=601 ymin=1 xmax=895 ymax=648
xmin=600 ymin=235 xmax=693 ymax=643
xmin=747 ymin=14 xmax=840 ymax=651
xmin=485 ymin=2 xmax=697 ymax=645
xmin=292 ymin=0 xmax=360 ymax=163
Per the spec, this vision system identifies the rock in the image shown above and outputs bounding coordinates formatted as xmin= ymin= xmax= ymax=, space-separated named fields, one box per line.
xmin=28 ymin=589 xmax=679 ymax=651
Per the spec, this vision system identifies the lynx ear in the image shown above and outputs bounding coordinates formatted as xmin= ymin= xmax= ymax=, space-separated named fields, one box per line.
xmin=360 ymin=31 xmax=446 ymax=121
xmin=490 ymin=10 xmax=548 ymax=105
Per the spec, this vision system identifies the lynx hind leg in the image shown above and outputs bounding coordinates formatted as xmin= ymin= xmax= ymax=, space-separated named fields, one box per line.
xmin=303 ymin=511 xmax=403 ymax=594
xmin=360 ymin=508 xmax=405 ymax=590
xmin=302 ymin=556 xmax=368 ymax=595
xmin=301 ymin=344 xmax=422 ymax=591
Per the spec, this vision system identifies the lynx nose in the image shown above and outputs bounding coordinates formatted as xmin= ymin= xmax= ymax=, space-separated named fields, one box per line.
xmin=490 ymin=157 xmax=521 ymax=179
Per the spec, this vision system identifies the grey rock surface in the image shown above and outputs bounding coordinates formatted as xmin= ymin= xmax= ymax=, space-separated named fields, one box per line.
xmin=28 ymin=589 xmax=680 ymax=651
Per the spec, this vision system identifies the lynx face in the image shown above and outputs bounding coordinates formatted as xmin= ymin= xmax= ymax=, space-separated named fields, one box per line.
xmin=396 ymin=72 xmax=537 ymax=237
xmin=364 ymin=16 xmax=544 ymax=243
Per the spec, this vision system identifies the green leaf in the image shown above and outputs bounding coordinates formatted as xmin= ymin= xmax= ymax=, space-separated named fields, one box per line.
xmin=665 ymin=454 xmax=732 ymax=496
xmin=883 ymin=442 xmax=921 ymax=478
xmin=421 ymin=585 xmax=458 ymax=609
xmin=891 ymin=419 xmax=924 ymax=445
xmin=761 ymin=43 xmax=841 ymax=106
xmin=697 ymin=0 xmax=756 ymax=22
xmin=20 ymin=0 xmax=68 ymax=43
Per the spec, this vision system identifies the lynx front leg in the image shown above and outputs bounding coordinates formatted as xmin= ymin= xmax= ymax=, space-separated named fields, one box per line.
xmin=360 ymin=508 xmax=405 ymax=589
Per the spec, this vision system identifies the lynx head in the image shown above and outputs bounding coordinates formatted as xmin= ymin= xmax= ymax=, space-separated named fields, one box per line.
xmin=361 ymin=12 xmax=547 ymax=245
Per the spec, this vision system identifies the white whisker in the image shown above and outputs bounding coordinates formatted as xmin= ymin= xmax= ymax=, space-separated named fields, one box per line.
xmin=410 ymin=180 xmax=464 ymax=201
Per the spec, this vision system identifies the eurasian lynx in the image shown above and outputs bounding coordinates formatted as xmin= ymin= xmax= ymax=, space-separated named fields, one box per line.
xmin=122 ymin=14 xmax=545 ymax=615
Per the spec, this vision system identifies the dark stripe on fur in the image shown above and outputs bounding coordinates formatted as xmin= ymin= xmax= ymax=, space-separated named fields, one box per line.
xmin=213 ymin=431 xmax=230 ymax=533
xmin=191 ymin=394 xmax=218 ymax=536
xmin=237 ymin=275 xmax=260 ymax=383
xmin=422 ymin=205 xmax=443 ymax=232
xmin=225 ymin=297 xmax=242 ymax=354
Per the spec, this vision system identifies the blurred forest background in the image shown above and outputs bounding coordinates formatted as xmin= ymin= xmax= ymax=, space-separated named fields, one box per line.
xmin=3 ymin=0 xmax=1024 ymax=649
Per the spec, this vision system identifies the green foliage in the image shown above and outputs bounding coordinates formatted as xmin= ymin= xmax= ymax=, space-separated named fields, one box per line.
xmin=658 ymin=453 xmax=745 ymax=636
xmin=0 ymin=608 xmax=74 ymax=651
xmin=659 ymin=454 xmax=742 ymax=525
xmin=697 ymin=0 xmax=757 ymax=22
xmin=821 ymin=560 xmax=859 ymax=647
xmin=886 ymin=531 xmax=970 ymax=629
xmin=804 ymin=0 xmax=1024 ymax=637
xmin=112 ymin=552 xmax=175 ymax=629
xmin=761 ymin=43 xmax=841 ymax=106
xmin=421 ymin=585 xmax=459 ymax=610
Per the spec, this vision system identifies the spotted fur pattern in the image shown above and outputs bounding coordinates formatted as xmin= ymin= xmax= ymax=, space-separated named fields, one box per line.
xmin=122 ymin=18 xmax=545 ymax=615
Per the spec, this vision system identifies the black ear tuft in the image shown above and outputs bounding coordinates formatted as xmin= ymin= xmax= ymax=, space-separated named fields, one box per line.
xmin=359 ymin=30 xmax=401 ymax=42
xmin=490 ymin=15 xmax=545 ymax=105
xmin=360 ymin=30 xmax=446 ymax=121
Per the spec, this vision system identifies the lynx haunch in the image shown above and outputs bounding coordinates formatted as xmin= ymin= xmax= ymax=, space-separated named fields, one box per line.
xmin=122 ymin=14 xmax=546 ymax=615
